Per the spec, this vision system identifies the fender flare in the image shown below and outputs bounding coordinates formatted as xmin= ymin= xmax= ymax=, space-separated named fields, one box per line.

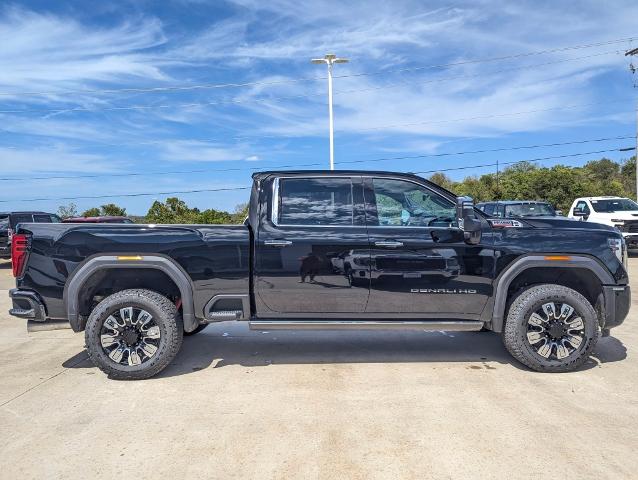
xmin=490 ymin=254 xmax=614 ymax=332
xmin=63 ymin=254 xmax=197 ymax=333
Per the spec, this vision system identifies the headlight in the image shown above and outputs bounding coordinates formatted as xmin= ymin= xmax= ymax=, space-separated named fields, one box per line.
xmin=608 ymin=237 xmax=624 ymax=264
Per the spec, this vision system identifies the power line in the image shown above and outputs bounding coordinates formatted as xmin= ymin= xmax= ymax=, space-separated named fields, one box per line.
xmin=0 ymin=147 xmax=630 ymax=203
xmin=0 ymin=50 xmax=623 ymax=115
xmin=0 ymin=135 xmax=632 ymax=182
xmin=0 ymin=36 xmax=635 ymax=98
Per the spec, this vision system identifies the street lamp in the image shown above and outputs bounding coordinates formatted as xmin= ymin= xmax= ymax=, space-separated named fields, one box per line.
xmin=311 ymin=53 xmax=349 ymax=170
xmin=625 ymin=47 xmax=638 ymax=201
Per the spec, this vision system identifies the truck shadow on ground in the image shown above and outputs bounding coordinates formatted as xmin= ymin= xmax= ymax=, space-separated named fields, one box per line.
xmin=0 ymin=260 xmax=10 ymax=269
xmin=62 ymin=324 xmax=628 ymax=379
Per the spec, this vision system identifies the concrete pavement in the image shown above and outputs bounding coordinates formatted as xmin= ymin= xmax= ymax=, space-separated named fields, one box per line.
xmin=0 ymin=258 xmax=636 ymax=479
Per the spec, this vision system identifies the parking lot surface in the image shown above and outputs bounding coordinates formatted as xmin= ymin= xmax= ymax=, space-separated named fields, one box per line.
xmin=1 ymin=258 xmax=637 ymax=479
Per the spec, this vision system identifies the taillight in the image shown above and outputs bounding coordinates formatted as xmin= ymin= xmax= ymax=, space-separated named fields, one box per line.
xmin=11 ymin=234 xmax=29 ymax=278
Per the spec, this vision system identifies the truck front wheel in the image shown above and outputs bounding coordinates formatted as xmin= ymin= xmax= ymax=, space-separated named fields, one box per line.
xmin=85 ymin=289 xmax=183 ymax=380
xmin=503 ymin=284 xmax=598 ymax=372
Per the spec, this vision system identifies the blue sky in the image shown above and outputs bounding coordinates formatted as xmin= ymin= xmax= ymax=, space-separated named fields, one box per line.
xmin=0 ymin=0 xmax=637 ymax=215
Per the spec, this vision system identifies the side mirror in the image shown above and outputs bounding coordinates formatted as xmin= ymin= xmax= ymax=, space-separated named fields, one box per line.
xmin=456 ymin=196 xmax=481 ymax=245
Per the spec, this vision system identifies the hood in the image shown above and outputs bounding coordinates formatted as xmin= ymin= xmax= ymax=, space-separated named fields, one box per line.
xmin=590 ymin=211 xmax=638 ymax=220
xmin=519 ymin=216 xmax=618 ymax=232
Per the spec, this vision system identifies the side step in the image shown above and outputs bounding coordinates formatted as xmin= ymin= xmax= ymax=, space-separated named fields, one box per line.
xmin=249 ymin=320 xmax=483 ymax=331
xmin=27 ymin=320 xmax=72 ymax=333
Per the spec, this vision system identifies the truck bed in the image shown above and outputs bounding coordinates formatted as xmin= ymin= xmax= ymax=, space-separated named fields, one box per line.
xmin=15 ymin=223 xmax=251 ymax=321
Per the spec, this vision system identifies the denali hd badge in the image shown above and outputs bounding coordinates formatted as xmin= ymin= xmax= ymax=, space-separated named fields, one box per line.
xmin=411 ymin=288 xmax=477 ymax=294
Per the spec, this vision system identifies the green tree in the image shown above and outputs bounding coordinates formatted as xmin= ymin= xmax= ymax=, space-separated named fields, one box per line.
xmin=82 ymin=204 xmax=127 ymax=217
xmin=82 ymin=207 xmax=101 ymax=217
xmin=100 ymin=203 xmax=127 ymax=216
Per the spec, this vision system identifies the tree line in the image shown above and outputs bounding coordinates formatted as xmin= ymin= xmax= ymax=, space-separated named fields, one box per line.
xmin=57 ymin=156 xmax=635 ymax=222
xmin=57 ymin=199 xmax=248 ymax=224
xmin=427 ymin=156 xmax=636 ymax=211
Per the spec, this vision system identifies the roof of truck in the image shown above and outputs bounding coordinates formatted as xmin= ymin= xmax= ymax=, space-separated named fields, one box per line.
xmin=575 ymin=196 xmax=628 ymax=201
xmin=251 ymin=170 xmax=425 ymax=180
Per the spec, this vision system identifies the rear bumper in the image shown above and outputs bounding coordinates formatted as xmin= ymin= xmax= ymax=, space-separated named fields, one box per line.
xmin=8 ymin=288 xmax=47 ymax=321
xmin=602 ymin=285 xmax=630 ymax=330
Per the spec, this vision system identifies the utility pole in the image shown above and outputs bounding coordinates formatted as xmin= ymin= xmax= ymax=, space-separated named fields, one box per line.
xmin=625 ymin=47 xmax=638 ymax=200
xmin=311 ymin=54 xmax=349 ymax=170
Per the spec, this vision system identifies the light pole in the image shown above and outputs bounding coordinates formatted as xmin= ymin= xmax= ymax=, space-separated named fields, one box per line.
xmin=311 ymin=53 xmax=349 ymax=170
xmin=625 ymin=47 xmax=638 ymax=201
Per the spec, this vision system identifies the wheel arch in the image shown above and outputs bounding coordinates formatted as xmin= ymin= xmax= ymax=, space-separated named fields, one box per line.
xmin=490 ymin=255 xmax=613 ymax=332
xmin=64 ymin=254 xmax=197 ymax=333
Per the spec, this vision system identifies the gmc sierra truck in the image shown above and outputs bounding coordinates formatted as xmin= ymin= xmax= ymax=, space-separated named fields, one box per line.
xmin=8 ymin=171 xmax=630 ymax=379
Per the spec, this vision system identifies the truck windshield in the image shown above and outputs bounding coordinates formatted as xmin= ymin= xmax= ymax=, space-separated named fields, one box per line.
xmin=591 ymin=199 xmax=638 ymax=213
xmin=505 ymin=203 xmax=556 ymax=217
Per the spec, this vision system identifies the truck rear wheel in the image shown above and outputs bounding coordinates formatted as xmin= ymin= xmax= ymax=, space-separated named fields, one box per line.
xmin=85 ymin=289 xmax=183 ymax=380
xmin=503 ymin=284 xmax=598 ymax=372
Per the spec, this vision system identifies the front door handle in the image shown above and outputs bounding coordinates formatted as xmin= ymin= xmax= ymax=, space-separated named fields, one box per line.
xmin=264 ymin=239 xmax=293 ymax=247
xmin=374 ymin=240 xmax=404 ymax=248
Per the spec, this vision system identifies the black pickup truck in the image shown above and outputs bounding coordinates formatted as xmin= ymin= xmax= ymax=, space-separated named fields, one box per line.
xmin=8 ymin=170 xmax=630 ymax=379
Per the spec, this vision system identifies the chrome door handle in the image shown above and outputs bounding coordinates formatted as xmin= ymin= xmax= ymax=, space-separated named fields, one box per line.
xmin=374 ymin=240 xmax=404 ymax=248
xmin=264 ymin=239 xmax=293 ymax=247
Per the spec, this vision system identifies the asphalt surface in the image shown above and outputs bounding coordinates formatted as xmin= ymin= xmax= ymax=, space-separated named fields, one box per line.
xmin=0 ymin=258 xmax=636 ymax=479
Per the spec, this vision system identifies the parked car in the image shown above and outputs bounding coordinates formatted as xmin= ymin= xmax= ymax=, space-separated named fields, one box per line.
xmin=476 ymin=200 xmax=560 ymax=218
xmin=62 ymin=216 xmax=133 ymax=223
xmin=0 ymin=211 xmax=61 ymax=259
xmin=568 ymin=196 xmax=638 ymax=249
xmin=9 ymin=170 xmax=630 ymax=379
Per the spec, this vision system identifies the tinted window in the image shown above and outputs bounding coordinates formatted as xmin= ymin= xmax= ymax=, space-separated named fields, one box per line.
xmin=0 ymin=216 xmax=8 ymax=231
xmin=483 ymin=203 xmax=495 ymax=215
xmin=504 ymin=203 xmax=556 ymax=217
xmin=277 ymin=178 xmax=354 ymax=226
xmin=575 ymin=201 xmax=590 ymax=215
xmin=371 ymin=178 xmax=456 ymax=227
xmin=591 ymin=198 xmax=638 ymax=213
xmin=33 ymin=214 xmax=61 ymax=223
xmin=10 ymin=214 xmax=33 ymax=227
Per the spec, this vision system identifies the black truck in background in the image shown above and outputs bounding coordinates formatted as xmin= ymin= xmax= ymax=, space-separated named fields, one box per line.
xmin=8 ymin=171 xmax=631 ymax=379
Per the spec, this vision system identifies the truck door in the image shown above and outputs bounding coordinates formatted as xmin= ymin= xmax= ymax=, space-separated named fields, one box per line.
xmin=364 ymin=176 xmax=493 ymax=316
xmin=255 ymin=175 xmax=370 ymax=314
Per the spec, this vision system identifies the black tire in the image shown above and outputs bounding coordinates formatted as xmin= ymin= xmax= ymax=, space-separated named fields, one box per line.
xmin=184 ymin=322 xmax=209 ymax=336
xmin=503 ymin=284 xmax=598 ymax=372
xmin=85 ymin=289 xmax=183 ymax=380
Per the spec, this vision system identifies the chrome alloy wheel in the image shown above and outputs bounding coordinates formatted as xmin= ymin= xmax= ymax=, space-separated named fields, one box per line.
xmin=99 ymin=307 xmax=161 ymax=366
xmin=526 ymin=302 xmax=585 ymax=360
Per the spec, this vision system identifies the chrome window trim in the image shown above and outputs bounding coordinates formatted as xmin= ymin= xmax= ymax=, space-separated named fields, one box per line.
xmin=271 ymin=175 xmax=358 ymax=227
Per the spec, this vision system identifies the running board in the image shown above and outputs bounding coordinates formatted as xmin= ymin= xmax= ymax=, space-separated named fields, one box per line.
xmin=27 ymin=320 xmax=72 ymax=333
xmin=248 ymin=320 xmax=483 ymax=331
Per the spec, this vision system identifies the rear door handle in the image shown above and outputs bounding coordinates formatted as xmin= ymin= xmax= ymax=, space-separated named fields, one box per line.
xmin=264 ymin=239 xmax=293 ymax=247
xmin=374 ymin=240 xmax=404 ymax=248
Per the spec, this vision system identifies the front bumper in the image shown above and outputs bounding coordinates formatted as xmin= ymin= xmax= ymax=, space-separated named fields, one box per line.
xmin=602 ymin=285 xmax=630 ymax=330
xmin=8 ymin=288 xmax=47 ymax=321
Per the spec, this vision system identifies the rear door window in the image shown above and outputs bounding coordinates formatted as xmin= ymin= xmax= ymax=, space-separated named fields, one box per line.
xmin=276 ymin=177 xmax=354 ymax=226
